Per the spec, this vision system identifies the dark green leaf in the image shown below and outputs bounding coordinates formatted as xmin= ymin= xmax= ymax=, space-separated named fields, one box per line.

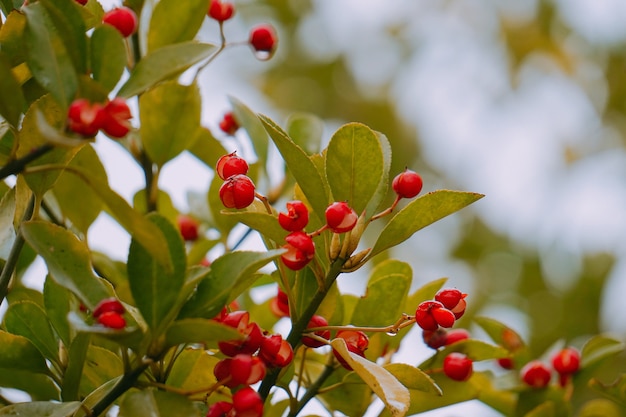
xmin=0 ymin=330 xmax=50 ymax=374
xmin=325 ymin=123 xmax=384 ymax=214
xmin=61 ymin=333 xmax=90 ymax=402
xmin=139 ymin=81 xmax=201 ymax=166
xmin=90 ymin=25 xmax=126 ymax=92
xmin=369 ymin=190 xmax=485 ymax=259
xmin=0 ymin=370 xmax=59 ymax=400
xmin=118 ymin=389 xmax=201 ymax=417
xmin=0 ymin=52 xmax=26 ymax=127
xmin=127 ymin=213 xmax=186 ymax=333
xmin=0 ymin=401 xmax=81 ymax=417
xmin=118 ymin=42 xmax=216 ymax=98
xmin=4 ymin=300 xmax=59 ymax=363
xmin=0 ymin=11 xmax=27 ymax=66
xmin=43 ymin=277 xmax=73 ymax=346
xmin=147 ymin=0 xmax=209 ymax=52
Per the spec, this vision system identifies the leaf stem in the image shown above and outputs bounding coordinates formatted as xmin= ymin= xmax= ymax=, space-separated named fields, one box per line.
xmin=0 ymin=144 xmax=54 ymax=180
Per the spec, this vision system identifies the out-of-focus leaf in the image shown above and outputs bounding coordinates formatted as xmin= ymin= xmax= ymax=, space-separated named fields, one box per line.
xmin=118 ymin=389 xmax=201 ymax=417
xmin=23 ymin=3 xmax=78 ymax=109
xmin=229 ymin=97 xmax=270 ymax=166
xmin=0 ymin=11 xmax=27 ymax=66
xmin=4 ymin=300 xmax=59 ymax=363
xmin=0 ymin=370 xmax=59 ymax=400
xmin=118 ymin=42 xmax=216 ymax=98
xmin=0 ymin=52 xmax=26 ymax=127
xmin=127 ymin=213 xmax=186 ymax=333
xmin=286 ymin=112 xmax=323 ymax=155
xmin=165 ymin=319 xmax=242 ymax=349
xmin=187 ymin=127 xmax=228 ymax=169
xmin=21 ymin=221 xmax=112 ymax=309
xmin=140 ymin=81 xmax=201 ymax=167
xmin=369 ymin=190 xmax=484 ymax=259
xmin=90 ymin=24 xmax=126 ymax=92
xmin=133 ymin=189 xmax=177 ymax=223
xmin=0 ymin=402 xmax=81 ymax=416
xmin=418 ymin=339 xmax=508 ymax=370
xmin=404 ymin=277 xmax=447 ymax=313
xmin=581 ymin=335 xmax=625 ymax=369
xmin=589 ymin=374 xmax=626 ymax=407
xmin=0 ymin=188 xmax=17 ymax=261
xmin=578 ymin=398 xmax=625 ymax=417
xmin=0 ymin=330 xmax=50 ymax=374
xmin=147 ymin=0 xmax=208 ymax=52
xmin=325 ymin=123 xmax=384 ymax=214
xmin=43 ymin=277 xmax=73 ymax=347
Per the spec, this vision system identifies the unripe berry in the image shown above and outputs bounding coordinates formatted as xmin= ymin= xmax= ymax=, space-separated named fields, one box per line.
xmin=92 ymin=298 xmax=125 ymax=318
xmin=278 ymin=200 xmax=309 ymax=232
xmin=444 ymin=328 xmax=470 ymax=346
xmin=443 ymin=352 xmax=473 ymax=381
xmin=281 ymin=231 xmax=315 ymax=271
xmin=208 ymin=0 xmax=235 ymax=22
xmin=97 ymin=311 xmax=126 ymax=329
xmin=551 ymin=347 xmax=580 ymax=375
xmin=232 ymin=387 xmax=263 ymax=417
xmin=520 ymin=361 xmax=551 ymax=388
xmin=218 ymin=112 xmax=239 ymax=135
xmin=216 ymin=151 xmax=249 ymax=180
xmin=392 ymin=168 xmax=423 ymax=199
xmin=67 ymin=99 xmax=106 ymax=137
xmin=177 ymin=215 xmax=200 ymax=241
xmin=102 ymin=7 xmax=138 ymax=38
xmin=325 ymin=202 xmax=358 ymax=233
xmin=302 ymin=315 xmax=331 ymax=348
xmin=259 ymin=334 xmax=294 ymax=368
xmin=219 ymin=174 xmax=256 ymax=209
xmin=101 ymin=98 xmax=132 ymax=138
xmin=249 ymin=24 xmax=277 ymax=57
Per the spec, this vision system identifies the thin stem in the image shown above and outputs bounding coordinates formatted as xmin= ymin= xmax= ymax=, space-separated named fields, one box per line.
xmin=0 ymin=195 xmax=35 ymax=305
xmin=192 ymin=22 xmax=228 ymax=82
xmin=288 ymin=363 xmax=335 ymax=417
xmin=140 ymin=151 xmax=157 ymax=212
xmin=0 ymin=144 xmax=54 ymax=180
xmin=370 ymin=195 xmax=401 ymax=222
xmin=255 ymin=192 xmax=273 ymax=214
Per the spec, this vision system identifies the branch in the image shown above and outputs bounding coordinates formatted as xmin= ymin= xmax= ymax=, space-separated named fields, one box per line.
xmin=0 ymin=144 xmax=54 ymax=180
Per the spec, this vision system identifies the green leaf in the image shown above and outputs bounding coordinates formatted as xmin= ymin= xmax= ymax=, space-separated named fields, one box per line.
xmin=0 ymin=52 xmax=26 ymax=127
xmin=118 ymin=41 xmax=216 ymax=98
xmin=43 ymin=276 xmax=73 ymax=347
xmin=325 ymin=123 xmax=384 ymax=214
xmin=578 ymin=398 xmax=625 ymax=416
xmin=165 ymin=348 xmax=228 ymax=402
xmin=187 ymin=127 xmax=228 ymax=169
xmin=286 ymin=112 xmax=324 ymax=155
xmin=222 ymin=211 xmax=286 ymax=244
xmin=179 ymin=250 xmax=284 ymax=319
xmin=0 ymin=330 xmax=50 ymax=374
xmin=369 ymin=190 xmax=484 ymax=259
xmin=4 ymin=300 xmax=59 ymax=363
xmin=419 ymin=339 xmax=509 ymax=370
xmin=0 ymin=11 xmax=27 ymax=66
xmin=581 ymin=335 xmax=625 ymax=369
xmin=90 ymin=24 xmax=126 ymax=92
xmin=79 ymin=345 xmax=123 ymax=396
xmin=165 ymin=319 xmax=242 ymax=349
xmin=0 ymin=187 xmax=17 ymax=261
xmin=21 ymin=221 xmax=113 ymax=309
xmin=524 ymin=402 xmax=556 ymax=417
xmin=147 ymin=0 xmax=209 ymax=52
xmin=139 ymin=81 xmax=201 ymax=166
xmin=0 ymin=370 xmax=59 ymax=400
xmin=127 ymin=213 xmax=186 ymax=333
xmin=229 ymin=96 xmax=270 ymax=166
xmin=133 ymin=189 xmax=178 ymax=224
xmin=0 ymin=402 xmax=81 ymax=417
xmin=330 ymin=338 xmax=410 ymax=417
xmin=365 ymin=131 xmax=392 ymax=217
xmin=260 ymin=114 xmax=329 ymax=221
xmin=384 ymin=363 xmax=442 ymax=395
xmin=61 ymin=333 xmax=90 ymax=402
xmin=118 ymin=389 xmax=201 ymax=417
xmin=53 ymin=144 xmax=106 ymax=233
xmin=351 ymin=260 xmax=411 ymax=328
xmin=23 ymin=3 xmax=78 ymax=109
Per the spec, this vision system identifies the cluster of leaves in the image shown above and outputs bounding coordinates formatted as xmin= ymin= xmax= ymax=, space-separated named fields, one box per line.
xmin=0 ymin=1 xmax=624 ymax=416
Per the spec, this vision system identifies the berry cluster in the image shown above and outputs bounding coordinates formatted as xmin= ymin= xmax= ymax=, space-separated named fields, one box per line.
xmin=216 ymin=152 xmax=256 ymax=209
xmin=519 ymin=347 xmax=580 ymax=389
xmin=415 ymin=288 xmax=467 ymax=332
xmin=92 ymin=298 xmax=126 ymax=329
xmin=67 ymin=98 xmax=132 ymax=139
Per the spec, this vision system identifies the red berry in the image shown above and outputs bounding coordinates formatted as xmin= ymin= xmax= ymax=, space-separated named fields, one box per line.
xmin=392 ymin=168 xmax=423 ymax=199
xmin=219 ymin=174 xmax=256 ymax=209
xmin=332 ymin=330 xmax=369 ymax=371
xmin=101 ymin=98 xmax=132 ymax=138
xmin=431 ymin=306 xmax=456 ymax=328
xmin=218 ymin=311 xmax=264 ymax=356
xmin=249 ymin=24 xmax=277 ymax=54
xmin=259 ymin=334 xmax=294 ymax=368
xmin=206 ymin=401 xmax=233 ymax=417
xmin=208 ymin=0 xmax=235 ymax=22
xmin=216 ymin=151 xmax=249 ymax=180
xmin=444 ymin=328 xmax=470 ymax=346
xmin=102 ymin=7 xmax=138 ymax=38
xmin=74 ymin=0 xmax=88 ymax=5
xmin=67 ymin=99 xmax=106 ymax=137
xmin=443 ymin=352 xmax=473 ymax=381
xmin=232 ymin=387 xmax=263 ymax=417
xmin=302 ymin=315 xmax=331 ymax=348
xmin=218 ymin=112 xmax=239 ymax=135
xmin=177 ymin=215 xmax=200 ymax=241
xmin=422 ymin=328 xmax=448 ymax=349
xmin=214 ymin=354 xmax=266 ymax=387
xmin=93 ymin=298 xmax=125 ymax=318
xmin=520 ymin=361 xmax=552 ymax=388
xmin=551 ymin=347 xmax=580 ymax=375
xmin=278 ymin=200 xmax=309 ymax=232
xmin=325 ymin=202 xmax=358 ymax=233
xmin=435 ymin=288 xmax=467 ymax=319
xmin=269 ymin=287 xmax=289 ymax=317
xmin=498 ymin=357 xmax=515 ymax=370
xmin=280 ymin=231 xmax=315 ymax=271
xmin=415 ymin=300 xmax=455 ymax=331
xmin=97 ymin=311 xmax=126 ymax=329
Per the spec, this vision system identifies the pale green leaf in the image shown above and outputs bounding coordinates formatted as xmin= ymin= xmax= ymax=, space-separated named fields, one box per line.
xmin=118 ymin=389 xmax=200 ymax=417
xmin=0 ymin=402 xmax=81 ymax=417
xmin=165 ymin=319 xmax=243 ymax=349
xmin=229 ymin=96 xmax=270 ymax=166
xmin=0 ymin=330 xmax=50 ymax=374
xmin=147 ymin=0 xmax=208 ymax=52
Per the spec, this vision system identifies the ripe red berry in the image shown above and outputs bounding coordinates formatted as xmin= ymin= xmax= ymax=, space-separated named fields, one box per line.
xmin=249 ymin=24 xmax=277 ymax=55
xmin=101 ymin=98 xmax=132 ymax=138
xmin=435 ymin=288 xmax=467 ymax=319
xmin=102 ymin=7 xmax=138 ymax=38
xmin=325 ymin=202 xmax=358 ymax=233
xmin=415 ymin=300 xmax=455 ymax=331
xmin=219 ymin=174 xmax=256 ymax=209
xmin=422 ymin=328 xmax=448 ymax=349
xmin=177 ymin=215 xmax=200 ymax=241
xmin=206 ymin=401 xmax=233 ymax=417
xmin=216 ymin=151 xmax=249 ymax=180
xmin=92 ymin=298 xmax=125 ymax=318
xmin=278 ymin=200 xmax=309 ymax=232
xmin=302 ymin=315 xmax=331 ymax=348
xmin=551 ymin=347 xmax=580 ymax=375
xmin=232 ymin=387 xmax=263 ymax=417
xmin=443 ymin=352 xmax=473 ymax=381
xmin=74 ymin=0 xmax=88 ymax=5
xmin=97 ymin=311 xmax=126 ymax=329
xmin=392 ymin=168 xmax=423 ymax=199
xmin=214 ymin=354 xmax=266 ymax=387
xmin=520 ymin=360 xmax=551 ymax=388
xmin=208 ymin=0 xmax=235 ymax=22
xmin=67 ymin=99 xmax=106 ymax=137
xmin=498 ymin=357 xmax=515 ymax=370
xmin=218 ymin=311 xmax=264 ymax=357
xmin=259 ymin=334 xmax=294 ymax=368
xmin=281 ymin=231 xmax=315 ymax=271
xmin=218 ymin=112 xmax=239 ymax=135
xmin=333 ymin=330 xmax=369 ymax=371
xmin=444 ymin=328 xmax=471 ymax=346
xmin=269 ymin=287 xmax=289 ymax=317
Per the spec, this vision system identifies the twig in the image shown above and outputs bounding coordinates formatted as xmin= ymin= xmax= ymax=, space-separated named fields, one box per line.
xmin=0 ymin=144 xmax=54 ymax=180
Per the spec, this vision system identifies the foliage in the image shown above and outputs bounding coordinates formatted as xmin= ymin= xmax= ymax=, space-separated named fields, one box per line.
xmin=0 ymin=1 xmax=623 ymax=416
